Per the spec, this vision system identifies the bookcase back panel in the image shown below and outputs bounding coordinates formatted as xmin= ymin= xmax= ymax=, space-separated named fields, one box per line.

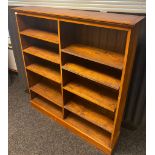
xmin=21 ymin=36 xmax=59 ymax=51
xmin=62 ymin=70 xmax=119 ymax=114
xmin=62 ymin=53 xmax=122 ymax=79
xmin=30 ymin=93 xmax=62 ymax=117
xmin=26 ymin=70 xmax=43 ymax=87
xmin=23 ymin=53 xmax=59 ymax=68
xmin=17 ymin=15 xmax=58 ymax=33
xmin=60 ymin=21 xmax=127 ymax=54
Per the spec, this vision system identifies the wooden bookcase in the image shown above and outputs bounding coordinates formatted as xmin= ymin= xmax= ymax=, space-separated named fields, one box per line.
xmin=14 ymin=7 xmax=144 ymax=155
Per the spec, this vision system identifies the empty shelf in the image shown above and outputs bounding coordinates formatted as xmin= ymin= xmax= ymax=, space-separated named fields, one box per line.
xmin=62 ymin=62 xmax=120 ymax=90
xmin=65 ymin=113 xmax=111 ymax=150
xmin=23 ymin=46 xmax=60 ymax=64
xmin=20 ymin=29 xmax=59 ymax=44
xmin=26 ymin=63 xmax=61 ymax=83
xmin=32 ymin=97 xmax=111 ymax=154
xmin=31 ymin=97 xmax=62 ymax=118
xmin=62 ymin=44 xmax=124 ymax=70
xmin=30 ymin=82 xmax=62 ymax=107
xmin=65 ymin=98 xmax=114 ymax=133
xmin=63 ymin=79 xmax=117 ymax=112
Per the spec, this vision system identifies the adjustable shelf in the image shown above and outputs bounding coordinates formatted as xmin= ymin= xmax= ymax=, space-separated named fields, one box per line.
xmin=65 ymin=113 xmax=111 ymax=152
xmin=30 ymin=82 xmax=62 ymax=107
xmin=14 ymin=6 xmax=144 ymax=155
xmin=26 ymin=63 xmax=61 ymax=83
xmin=31 ymin=97 xmax=62 ymax=118
xmin=20 ymin=29 xmax=59 ymax=44
xmin=31 ymin=99 xmax=111 ymax=153
xmin=63 ymin=78 xmax=117 ymax=112
xmin=65 ymin=97 xmax=114 ymax=133
xmin=62 ymin=43 xmax=124 ymax=70
xmin=23 ymin=46 xmax=60 ymax=64
xmin=62 ymin=62 xmax=121 ymax=90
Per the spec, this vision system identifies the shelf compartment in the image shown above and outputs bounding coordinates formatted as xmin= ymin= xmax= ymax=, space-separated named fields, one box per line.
xmin=31 ymin=97 xmax=111 ymax=154
xmin=62 ymin=62 xmax=120 ymax=90
xmin=62 ymin=44 xmax=124 ymax=70
xmin=63 ymin=79 xmax=117 ymax=112
xmin=65 ymin=113 xmax=111 ymax=151
xmin=31 ymin=97 xmax=62 ymax=118
xmin=26 ymin=63 xmax=61 ymax=84
xmin=23 ymin=46 xmax=60 ymax=64
xmin=20 ymin=29 xmax=59 ymax=44
xmin=30 ymin=82 xmax=62 ymax=107
xmin=65 ymin=97 xmax=114 ymax=133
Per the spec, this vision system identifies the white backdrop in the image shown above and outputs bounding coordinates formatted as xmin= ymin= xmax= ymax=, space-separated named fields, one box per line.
xmin=8 ymin=0 xmax=146 ymax=13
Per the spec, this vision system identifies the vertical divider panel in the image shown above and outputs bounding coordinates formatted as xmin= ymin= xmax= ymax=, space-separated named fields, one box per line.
xmin=15 ymin=12 xmax=31 ymax=96
xmin=57 ymin=19 xmax=65 ymax=118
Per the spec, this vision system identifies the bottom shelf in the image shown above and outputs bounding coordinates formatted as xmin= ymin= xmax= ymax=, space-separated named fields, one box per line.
xmin=31 ymin=97 xmax=62 ymax=118
xmin=30 ymin=82 xmax=63 ymax=107
xmin=31 ymin=97 xmax=112 ymax=154
xmin=65 ymin=113 xmax=111 ymax=148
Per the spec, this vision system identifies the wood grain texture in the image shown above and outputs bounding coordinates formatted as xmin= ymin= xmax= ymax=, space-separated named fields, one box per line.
xmin=20 ymin=29 xmax=59 ymax=44
xmin=62 ymin=44 xmax=124 ymax=70
xmin=14 ymin=7 xmax=144 ymax=155
xmin=13 ymin=6 xmax=144 ymax=28
xmin=65 ymin=98 xmax=114 ymax=133
xmin=65 ymin=113 xmax=111 ymax=149
xmin=31 ymin=97 xmax=62 ymax=118
xmin=30 ymin=82 xmax=62 ymax=107
xmin=62 ymin=62 xmax=121 ymax=90
xmin=63 ymin=79 xmax=117 ymax=112
xmin=26 ymin=63 xmax=61 ymax=83
xmin=74 ymin=25 xmax=127 ymax=54
xmin=31 ymin=100 xmax=112 ymax=154
xmin=23 ymin=46 xmax=60 ymax=64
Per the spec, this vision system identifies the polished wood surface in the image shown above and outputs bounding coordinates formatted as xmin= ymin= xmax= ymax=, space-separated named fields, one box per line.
xmin=14 ymin=6 xmax=144 ymax=28
xmin=31 ymin=100 xmax=111 ymax=154
xmin=20 ymin=29 xmax=59 ymax=44
xmin=23 ymin=46 xmax=60 ymax=64
xmin=31 ymin=97 xmax=62 ymax=118
xmin=65 ymin=98 xmax=114 ymax=133
xmin=30 ymin=82 xmax=62 ymax=107
xmin=14 ymin=6 xmax=144 ymax=155
xmin=62 ymin=43 xmax=124 ymax=70
xmin=62 ymin=62 xmax=120 ymax=90
xmin=63 ymin=79 xmax=117 ymax=112
xmin=26 ymin=63 xmax=61 ymax=83
xmin=65 ymin=113 xmax=111 ymax=149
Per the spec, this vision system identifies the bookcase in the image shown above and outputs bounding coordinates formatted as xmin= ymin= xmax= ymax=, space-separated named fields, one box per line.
xmin=14 ymin=6 xmax=144 ymax=155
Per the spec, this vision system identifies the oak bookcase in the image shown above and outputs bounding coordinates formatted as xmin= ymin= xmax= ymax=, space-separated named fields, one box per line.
xmin=14 ymin=6 xmax=144 ymax=155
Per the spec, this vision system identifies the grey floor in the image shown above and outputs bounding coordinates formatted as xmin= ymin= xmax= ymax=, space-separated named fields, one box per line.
xmin=9 ymin=75 xmax=146 ymax=155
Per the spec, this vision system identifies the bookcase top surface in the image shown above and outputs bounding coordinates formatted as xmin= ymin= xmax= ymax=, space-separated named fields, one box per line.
xmin=13 ymin=6 xmax=144 ymax=28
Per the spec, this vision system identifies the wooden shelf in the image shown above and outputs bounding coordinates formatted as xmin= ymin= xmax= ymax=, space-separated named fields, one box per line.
xmin=15 ymin=7 xmax=143 ymax=155
xmin=23 ymin=46 xmax=60 ymax=64
xmin=65 ymin=113 xmax=111 ymax=149
xmin=31 ymin=97 xmax=62 ymax=118
xmin=62 ymin=44 xmax=124 ymax=70
xmin=20 ymin=29 xmax=59 ymax=44
xmin=30 ymin=82 xmax=62 ymax=107
xmin=26 ymin=63 xmax=61 ymax=83
xmin=62 ymin=62 xmax=120 ymax=90
xmin=63 ymin=79 xmax=117 ymax=112
xmin=31 ymin=97 xmax=111 ymax=154
xmin=65 ymin=98 xmax=114 ymax=133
